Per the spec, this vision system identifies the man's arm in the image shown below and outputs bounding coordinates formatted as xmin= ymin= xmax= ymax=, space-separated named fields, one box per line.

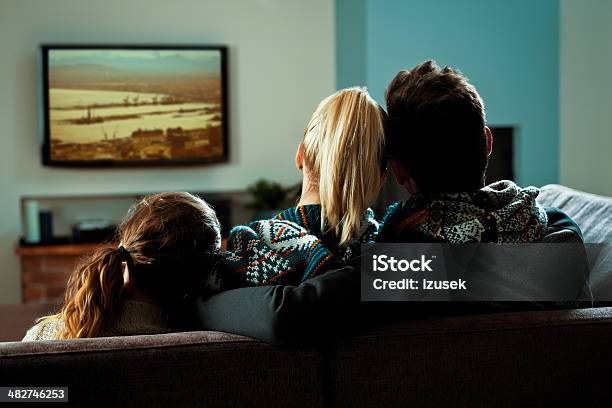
xmin=544 ymin=207 xmax=584 ymax=242
xmin=187 ymin=261 xmax=362 ymax=347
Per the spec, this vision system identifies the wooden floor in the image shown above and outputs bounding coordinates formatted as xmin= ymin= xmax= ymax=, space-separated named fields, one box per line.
xmin=0 ymin=303 xmax=57 ymax=342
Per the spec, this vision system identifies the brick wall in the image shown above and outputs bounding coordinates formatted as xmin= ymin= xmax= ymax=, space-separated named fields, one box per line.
xmin=16 ymin=241 xmax=225 ymax=303
xmin=17 ymin=245 xmax=100 ymax=304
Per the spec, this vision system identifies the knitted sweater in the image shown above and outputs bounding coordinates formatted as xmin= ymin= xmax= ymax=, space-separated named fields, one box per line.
xmin=377 ymin=180 xmax=549 ymax=243
xmin=213 ymin=205 xmax=378 ymax=289
xmin=22 ymin=300 xmax=169 ymax=341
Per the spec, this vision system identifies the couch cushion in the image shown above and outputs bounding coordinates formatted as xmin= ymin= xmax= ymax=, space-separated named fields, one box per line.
xmin=0 ymin=331 xmax=325 ymax=407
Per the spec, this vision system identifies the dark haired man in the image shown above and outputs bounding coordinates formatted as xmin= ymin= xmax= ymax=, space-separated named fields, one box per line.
xmin=377 ymin=60 xmax=581 ymax=244
xmin=386 ymin=60 xmax=491 ymax=193
xmin=188 ymin=61 xmax=587 ymax=346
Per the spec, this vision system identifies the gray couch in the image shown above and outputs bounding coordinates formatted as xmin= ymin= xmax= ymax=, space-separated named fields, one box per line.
xmin=1 ymin=184 xmax=611 ymax=407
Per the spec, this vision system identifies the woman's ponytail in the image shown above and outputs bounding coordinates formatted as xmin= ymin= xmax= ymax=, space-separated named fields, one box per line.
xmin=55 ymin=247 xmax=126 ymax=339
xmin=303 ymin=88 xmax=386 ymax=246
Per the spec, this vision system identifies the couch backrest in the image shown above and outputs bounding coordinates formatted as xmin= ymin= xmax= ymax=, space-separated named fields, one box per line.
xmin=0 ymin=331 xmax=325 ymax=407
xmin=5 ymin=309 xmax=612 ymax=407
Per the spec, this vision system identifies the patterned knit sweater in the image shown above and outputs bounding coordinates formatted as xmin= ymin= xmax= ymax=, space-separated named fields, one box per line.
xmin=377 ymin=180 xmax=548 ymax=243
xmin=22 ymin=301 xmax=170 ymax=341
xmin=212 ymin=205 xmax=378 ymax=290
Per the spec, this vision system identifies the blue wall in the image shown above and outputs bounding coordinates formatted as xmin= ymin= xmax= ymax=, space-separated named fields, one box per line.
xmin=336 ymin=0 xmax=367 ymax=88
xmin=338 ymin=0 xmax=560 ymax=186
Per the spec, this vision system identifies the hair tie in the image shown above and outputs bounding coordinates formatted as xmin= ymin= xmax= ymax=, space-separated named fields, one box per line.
xmin=117 ymin=245 xmax=131 ymax=262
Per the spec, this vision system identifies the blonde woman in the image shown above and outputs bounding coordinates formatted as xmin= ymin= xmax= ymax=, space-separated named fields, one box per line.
xmin=23 ymin=192 xmax=221 ymax=341
xmin=297 ymin=86 xmax=387 ymax=248
xmin=217 ymin=87 xmax=388 ymax=288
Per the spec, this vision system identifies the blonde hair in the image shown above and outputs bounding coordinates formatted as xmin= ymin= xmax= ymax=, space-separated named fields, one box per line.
xmin=41 ymin=192 xmax=220 ymax=339
xmin=302 ymin=87 xmax=387 ymax=246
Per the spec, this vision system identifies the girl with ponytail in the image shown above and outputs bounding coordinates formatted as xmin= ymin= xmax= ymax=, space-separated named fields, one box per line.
xmin=24 ymin=192 xmax=221 ymax=341
xmin=217 ymin=88 xmax=387 ymax=288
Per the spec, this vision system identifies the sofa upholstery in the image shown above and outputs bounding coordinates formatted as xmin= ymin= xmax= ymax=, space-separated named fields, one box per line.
xmin=330 ymin=307 xmax=612 ymax=407
xmin=1 ymin=184 xmax=611 ymax=407
xmin=2 ymin=308 xmax=612 ymax=407
xmin=0 ymin=331 xmax=325 ymax=407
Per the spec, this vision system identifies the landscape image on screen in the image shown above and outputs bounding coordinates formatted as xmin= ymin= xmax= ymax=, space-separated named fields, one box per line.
xmin=47 ymin=48 xmax=225 ymax=163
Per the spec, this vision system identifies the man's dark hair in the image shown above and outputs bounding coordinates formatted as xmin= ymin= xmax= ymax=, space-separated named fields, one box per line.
xmin=385 ymin=60 xmax=488 ymax=192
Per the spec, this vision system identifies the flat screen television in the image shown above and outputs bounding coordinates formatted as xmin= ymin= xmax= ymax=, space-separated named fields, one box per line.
xmin=41 ymin=45 xmax=228 ymax=167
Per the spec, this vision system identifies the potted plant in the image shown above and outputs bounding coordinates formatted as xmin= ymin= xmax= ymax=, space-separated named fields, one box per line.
xmin=248 ymin=179 xmax=298 ymax=220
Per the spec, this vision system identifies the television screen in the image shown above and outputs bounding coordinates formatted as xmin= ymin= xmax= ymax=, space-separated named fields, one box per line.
xmin=41 ymin=45 xmax=228 ymax=166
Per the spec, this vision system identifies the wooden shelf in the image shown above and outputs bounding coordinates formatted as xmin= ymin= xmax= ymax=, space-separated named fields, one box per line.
xmin=15 ymin=243 xmax=103 ymax=257
xmin=16 ymin=240 xmax=227 ymax=256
